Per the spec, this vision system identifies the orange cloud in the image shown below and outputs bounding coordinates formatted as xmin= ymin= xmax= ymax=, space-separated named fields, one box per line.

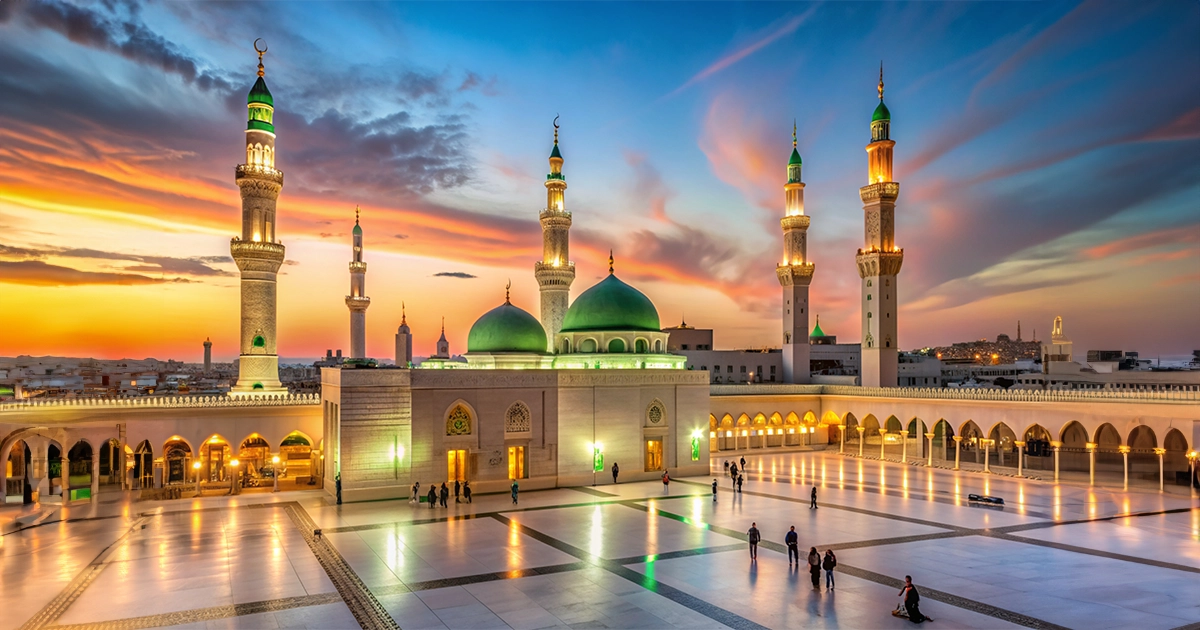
xmin=1083 ymin=224 xmax=1200 ymax=259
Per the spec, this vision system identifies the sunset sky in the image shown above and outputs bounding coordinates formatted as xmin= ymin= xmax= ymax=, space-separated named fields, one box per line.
xmin=1 ymin=1 xmax=1197 ymax=362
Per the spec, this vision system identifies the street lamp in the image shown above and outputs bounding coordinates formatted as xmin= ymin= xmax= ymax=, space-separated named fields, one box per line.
xmin=272 ymin=455 xmax=281 ymax=493
xmin=192 ymin=461 xmax=202 ymax=496
xmin=230 ymin=458 xmax=240 ymax=495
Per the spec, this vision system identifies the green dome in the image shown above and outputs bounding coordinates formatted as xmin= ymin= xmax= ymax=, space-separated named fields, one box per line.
xmin=561 ymin=274 xmax=660 ymax=332
xmin=467 ymin=302 xmax=547 ymax=353
xmin=550 ymin=143 xmax=562 ymax=160
xmin=248 ymin=76 xmax=273 ymax=107
xmin=788 ymin=147 xmax=802 ymax=166
xmin=872 ymin=100 xmax=890 ymax=122
xmin=811 ymin=318 xmax=826 ymax=337
xmin=352 ymin=223 xmax=362 ymax=236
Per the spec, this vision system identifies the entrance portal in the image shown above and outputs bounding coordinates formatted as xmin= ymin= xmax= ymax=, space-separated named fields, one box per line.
xmin=645 ymin=438 xmax=663 ymax=471
xmin=508 ymin=446 xmax=526 ymax=479
xmin=447 ymin=449 xmax=467 ymax=482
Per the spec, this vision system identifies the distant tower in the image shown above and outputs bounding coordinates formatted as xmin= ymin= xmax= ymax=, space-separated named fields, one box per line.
xmin=858 ymin=64 xmax=903 ymax=388
xmin=1017 ymin=320 xmax=1022 ymax=341
xmin=777 ymin=121 xmax=814 ymax=384
xmin=394 ymin=303 xmax=412 ymax=368
xmin=1042 ymin=315 xmax=1074 ymax=368
xmin=534 ymin=117 xmax=576 ymax=351
xmin=346 ymin=207 xmax=370 ymax=359
xmin=435 ymin=318 xmax=449 ymax=358
xmin=230 ymin=40 xmax=286 ymax=397
xmin=203 ymin=338 xmax=212 ymax=373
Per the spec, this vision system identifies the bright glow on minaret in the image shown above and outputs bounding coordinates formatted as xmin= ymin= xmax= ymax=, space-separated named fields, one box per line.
xmin=533 ymin=116 xmax=576 ymax=352
xmin=346 ymin=206 xmax=370 ymax=359
xmin=777 ymin=121 xmax=814 ymax=384
xmin=230 ymin=40 xmax=287 ymax=397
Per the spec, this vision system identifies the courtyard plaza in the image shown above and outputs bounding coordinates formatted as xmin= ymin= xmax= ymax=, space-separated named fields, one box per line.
xmin=2 ymin=451 xmax=1197 ymax=630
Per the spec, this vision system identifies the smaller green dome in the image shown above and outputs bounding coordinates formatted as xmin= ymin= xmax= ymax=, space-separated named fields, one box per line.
xmin=872 ymin=100 xmax=891 ymax=122
xmin=811 ymin=317 xmax=826 ymax=338
xmin=788 ymin=147 xmax=802 ymax=166
xmin=352 ymin=223 xmax=362 ymax=236
xmin=248 ymin=76 xmax=273 ymax=107
xmin=467 ymin=302 xmax=547 ymax=353
xmin=550 ymin=143 xmax=562 ymax=160
xmin=562 ymin=274 xmax=660 ymax=332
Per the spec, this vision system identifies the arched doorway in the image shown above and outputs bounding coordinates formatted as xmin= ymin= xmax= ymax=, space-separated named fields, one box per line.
xmin=861 ymin=414 xmax=880 ymax=450
xmin=98 ymin=438 xmax=122 ymax=486
xmin=1022 ymin=425 xmax=1053 ymax=471
xmin=751 ymin=414 xmax=767 ymax=449
xmin=5 ymin=440 xmax=29 ymax=503
xmin=1127 ymin=426 xmax=1158 ymax=484
xmin=201 ymin=436 xmax=231 ymax=483
xmin=239 ymin=435 xmax=272 ymax=487
xmin=987 ymin=423 xmax=1016 ymax=468
xmin=906 ymin=418 xmax=927 ymax=460
xmin=163 ymin=439 xmax=191 ymax=485
xmin=843 ymin=413 xmax=860 ymax=447
xmin=1094 ymin=423 xmax=1122 ymax=483
xmin=932 ymin=419 xmax=954 ymax=462
xmin=883 ymin=415 xmax=903 ymax=458
xmin=960 ymin=421 xmax=983 ymax=464
xmin=67 ymin=440 xmax=93 ymax=499
xmin=1164 ymin=429 xmax=1190 ymax=487
xmin=709 ymin=415 xmax=719 ymax=452
xmin=47 ymin=442 xmax=63 ymax=496
xmin=132 ymin=440 xmax=153 ymax=488
xmin=718 ymin=414 xmax=734 ymax=451
xmin=1060 ymin=421 xmax=1089 ymax=477
xmin=768 ymin=413 xmax=785 ymax=447
xmin=280 ymin=432 xmax=314 ymax=486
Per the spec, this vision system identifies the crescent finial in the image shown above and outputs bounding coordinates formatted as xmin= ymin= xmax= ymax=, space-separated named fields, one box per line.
xmin=553 ymin=114 xmax=560 ymax=130
xmin=254 ymin=38 xmax=268 ymax=54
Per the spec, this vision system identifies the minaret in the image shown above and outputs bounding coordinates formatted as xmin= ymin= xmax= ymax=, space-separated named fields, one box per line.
xmin=435 ymin=318 xmax=450 ymax=358
xmin=346 ymin=207 xmax=370 ymax=359
xmin=230 ymin=40 xmax=286 ymax=397
xmin=394 ymin=303 xmax=412 ymax=368
xmin=203 ymin=338 xmax=212 ymax=374
xmin=858 ymin=64 xmax=903 ymax=388
xmin=533 ymin=116 xmax=575 ymax=352
xmin=777 ymin=122 xmax=814 ymax=384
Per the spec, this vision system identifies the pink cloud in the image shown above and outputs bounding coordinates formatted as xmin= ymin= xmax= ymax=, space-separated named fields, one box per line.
xmin=1083 ymin=224 xmax=1200 ymax=259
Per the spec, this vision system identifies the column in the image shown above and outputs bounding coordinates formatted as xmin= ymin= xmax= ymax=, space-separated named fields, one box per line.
xmin=1051 ymin=441 xmax=1061 ymax=482
xmin=953 ymin=436 xmax=962 ymax=470
xmin=901 ymin=432 xmax=907 ymax=463
xmin=1086 ymin=442 xmax=1096 ymax=486
xmin=91 ymin=454 xmax=100 ymax=503
xmin=878 ymin=430 xmax=888 ymax=459
xmin=982 ymin=440 xmax=991 ymax=473
xmin=1118 ymin=446 xmax=1129 ymax=490
xmin=839 ymin=425 xmax=846 ymax=454
xmin=857 ymin=427 xmax=866 ymax=457
xmin=925 ymin=433 xmax=935 ymax=467
xmin=1013 ymin=440 xmax=1025 ymax=477
xmin=1154 ymin=448 xmax=1166 ymax=492
xmin=62 ymin=455 xmax=70 ymax=500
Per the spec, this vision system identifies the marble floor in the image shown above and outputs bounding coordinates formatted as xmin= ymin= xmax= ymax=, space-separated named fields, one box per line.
xmin=2 ymin=450 xmax=1197 ymax=630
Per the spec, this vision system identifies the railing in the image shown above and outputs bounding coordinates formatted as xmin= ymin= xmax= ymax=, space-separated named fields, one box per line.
xmin=0 ymin=392 xmax=320 ymax=413
xmin=710 ymin=383 xmax=1200 ymax=403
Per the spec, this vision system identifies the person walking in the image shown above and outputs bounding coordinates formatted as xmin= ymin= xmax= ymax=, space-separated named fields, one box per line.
xmin=454 ymin=479 xmax=461 ymax=503
xmin=427 ymin=484 xmax=436 ymax=509
xmin=662 ymin=470 xmax=670 ymax=492
xmin=411 ymin=481 xmax=420 ymax=504
xmin=511 ymin=480 xmax=519 ymax=504
xmin=723 ymin=460 xmax=730 ymax=475
xmin=612 ymin=462 xmax=619 ymax=484
xmin=439 ymin=482 xmax=449 ymax=508
xmin=463 ymin=480 xmax=472 ymax=503
xmin=810 ymin=486 xmax=818 ymax=509
xmin=740 ymin=456 xmax=746 ymax=471
xmin=899 ymin=575 xmax=928 ymax=622
xmin=711 ymin=479 xmax=718 ymax=501
xmin=730 ymin=461 xmax=738 ymax=478
xmin=823 ymin=550 xmax=837 ymax=590
xmin=747 ymin=522 xmax=761 ymax=560
xmin=785 ymin=526 xmax=799 ymax=565
xmin=807 ymin=547 xmax=822 ymax=588
xmin=737 ymin=474 xmax=744 ymax=494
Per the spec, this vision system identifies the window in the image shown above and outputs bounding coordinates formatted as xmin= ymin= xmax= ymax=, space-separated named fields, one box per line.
xmin=647 ymin=401 xmax=665 ymax=425
xmin=727 ymin=366 xmax=733 ymax=373
xmin=505 ymin=402 xmax=531 ymax=433
xmin=770 ymin=366 xmax=776 ymax=374
xmin=740 ymin=366 xmax=747 ymax=373
xmin=681 ymin=344 xmax=689 ymax=350
xmin=446 ymin=405 xmax=472 ymax=436
xmin=867 ymin=294 xmax=872 ymax=301
xmin=700 ymin=365 xmax=707 ymax=371
xmin=607 ymin=338 xmax=625 ymax=353
xmin=252 ymin=335 xmax=265 ymax=347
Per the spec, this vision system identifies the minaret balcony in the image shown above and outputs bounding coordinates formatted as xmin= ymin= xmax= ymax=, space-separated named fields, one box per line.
xmin=855 ymin=249 xmax=904 ymax=277
xmin=534 ymin=261 xmax=576 ymax=287
xmin=859 ymin=181 xmax=899 ymax=203
xmin=230 ymin=239 xmax=285 ymax=271
xmin=780 ymin=215 xmax=811 ymax=231
xmin=539 ymin=209 xmax=573 ymax=223
xmin=345 ymin=295 xmax=371 ymax=311
xmin=776 ymin=263 xmax=814 ymax=287
xmin=236 ymin=163 xmax=284 ymax=184
xmin=546 ymin=172 xmax=565 ymax=181
xmin=348 ymin=261 xmax=367 ymax=273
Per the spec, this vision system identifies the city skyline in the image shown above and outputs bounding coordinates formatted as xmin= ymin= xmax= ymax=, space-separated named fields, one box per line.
xmin=1 ymin=1 xmax=1198 ymax=362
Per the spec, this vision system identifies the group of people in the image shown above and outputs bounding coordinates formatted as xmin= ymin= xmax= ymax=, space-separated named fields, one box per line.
xmin=746 ymin=523 xmax=838 ymax=589
xmin=410 ymin=479 xmax=472 ymax=508
xmin=723 ymin=456 xmax=747 ymax=493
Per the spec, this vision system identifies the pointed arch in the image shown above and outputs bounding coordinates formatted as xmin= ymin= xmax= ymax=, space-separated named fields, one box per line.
xmin=720 ymin=413 xmax=734 ymax=428
xmin=769 ymin=412 xmax=784 ymax=425
xmin=446 ymin=402 xmax=475 ymax=436
xmin=1093 ymin=423 xmax=1121 ymax=447
xmin=752 ymin=413 xmax=767 ymax=426
xmin=736 ymin=413 xmax=751 ymax=426
xmin=506 ymin=401 xmax=532 ymax=433
xmin=1127 ymin=426 xmax=1156 ymax=450
xmin=802 ymin=411 xmax=817 ymax=425
xmin=884 ymin=415 xmax=902 ymax=432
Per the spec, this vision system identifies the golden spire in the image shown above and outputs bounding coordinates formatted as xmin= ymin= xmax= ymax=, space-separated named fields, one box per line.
xmin=401 ymin=302 xmax=406 ymax=325
xmin=878 ymin=61 xmax=884 ymax=101
xmin=608 ymin=250 xmax=614 ymax=275
xmin=254 ymin=39 xmax=267 ymax=78
xmin=505 ymin=279 xmax=511 ymax=304
xmin=355 ymin=205 xmax=360 ymax=226
xmin=553 ymin=114 xmax=560 ymax=145
xmin=793 ymin=119 xmax=797 ymax=148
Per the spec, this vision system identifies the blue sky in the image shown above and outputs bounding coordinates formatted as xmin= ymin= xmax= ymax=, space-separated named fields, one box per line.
xmin=0 ymin=1 xmax=1197 ymax=360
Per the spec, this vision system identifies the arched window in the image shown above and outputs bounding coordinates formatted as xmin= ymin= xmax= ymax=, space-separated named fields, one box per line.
xmin=253 ymin=335 xmax=265 ymax=348
xmin=446 ymin=405 xmax=472 ymax=436
xmin=580 ymin=339 xmax=597 ymax=353
xmin=505 ymin=402 xmax=531 ymax=433
xmin=608 ymin=338 xmax=625 ymax=353
xmin=654 ymin=340 xmax=662 ymax=353
xmin=647 ymin=400 xmax=666 ymax=425
xmin=867 ymin=294 xmax=872 ymax=301
xmin=635 ymin=339 xmax=648 ymax=353
xmin=562 ymin=339 xmax=571 ymax=354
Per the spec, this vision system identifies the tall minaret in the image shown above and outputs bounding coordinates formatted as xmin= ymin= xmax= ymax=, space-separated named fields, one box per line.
xmin=230 ymin=40 xmax=286 ymax=397
xmin=858 ymin=64 xmax=904 ymax=388
xmin=435 ymin=318 xmax=450 ymax=358
xmin=394 ymin=303 xmax=412 ymax=367
xmin=203 ymin=338 xmax=212 ymax=374
xmin=346 ymin=207 xmax=370 ymax=359
xmin=777 ymin=122 xmax=814 ymax=384
xmin=533 ymin=116 xmax=575 ymax=352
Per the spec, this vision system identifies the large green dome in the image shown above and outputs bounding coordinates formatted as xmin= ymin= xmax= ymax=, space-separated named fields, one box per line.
xmin=872 ymin=100 xmax=891 ymax=122
xmin=561 ymin=274 xmax=660 ymax=332
xmin=467 ymin=302 xmax=547 ymax=353
xmin=248 ymin=76 xmax=273 ymax=107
